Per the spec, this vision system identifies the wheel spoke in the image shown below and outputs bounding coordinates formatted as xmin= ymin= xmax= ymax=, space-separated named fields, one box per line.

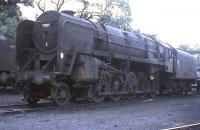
xmin=124 ymin=72 xmax=137 ymax=100
xmin=51 ymin=82 xmax=71 ymax=107
xmin=88 ymin=85 xmax=105 ymax=103
xmin=137 ymin=72 xmax=150 ymax=95
xmin=110 ymin=75 xmax=123 ymax=101
xmin=24 ymin=84 xmax=40 ymax=105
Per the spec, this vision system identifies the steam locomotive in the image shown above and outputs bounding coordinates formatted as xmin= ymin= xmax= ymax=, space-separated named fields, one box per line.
xmin=15 ymin=11 xmax=198 ymax=106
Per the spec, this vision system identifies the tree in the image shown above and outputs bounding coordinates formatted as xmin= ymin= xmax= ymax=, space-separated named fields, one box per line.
xmin=0 ymin=5 xmax=20 ymax=44
xmin=35 ymin=0 xmax=68 ymax=12
xmin=178 ymin=44 xmax=200 ymax=63
xmin=177 ymin=44 xmax=192 ymax=52
xmin=0 ymin=0 xmax=19 ymax=6
xmin=0 ymin=0 xmax=32 ymax=6
xmin=78 ymin=0 xmax=132 ymax=31
xmin=35 ymin=0 xmax=46 ymax=12
xmin=35 ymin=0 xmax=132 ymax=31
xmin=177 ymin=44 xmax=200 ymax=54
xmin=0 ymin=0 xmax=33 ymax=44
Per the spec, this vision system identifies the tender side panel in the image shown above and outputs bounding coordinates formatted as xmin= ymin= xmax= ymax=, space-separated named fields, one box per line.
xmin=176 ymin=50 xmax=197 ymax=79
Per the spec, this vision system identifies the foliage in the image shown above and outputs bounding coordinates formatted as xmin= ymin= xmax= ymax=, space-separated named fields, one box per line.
xmin=177 ymin=44 xmax=200 ymax=54
xmin=177 ymin=44 xmax=193 ymax=52
xmin=0 ymin=0 xmax=33 ymax=6
xmin=0 ymin=6 xmax=19 ymax=44
xmin=77 ymin=0 xmax=132 ymax=31
xmin=35 ymin=0 xmax=70 ymax=12
xmin=0 ymin=0 xmax=33 ymax=45
xmin=0 ymin=0 xmax=131 ymax=44
xmin=178 ymin=44 xmax=200 ymax=62
xmin=35 ymin=0 xmax=132 ymax=31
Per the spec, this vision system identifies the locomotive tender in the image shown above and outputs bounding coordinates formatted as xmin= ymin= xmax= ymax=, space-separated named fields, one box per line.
xmin=16 ymin=11 xmax=198 ymax=106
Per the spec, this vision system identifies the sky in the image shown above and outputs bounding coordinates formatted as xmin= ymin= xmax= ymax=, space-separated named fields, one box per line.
xmin=130 ymin=0 xmax=200 ymax=47
xmin=19 ymin=0 xmax=200 ymax=47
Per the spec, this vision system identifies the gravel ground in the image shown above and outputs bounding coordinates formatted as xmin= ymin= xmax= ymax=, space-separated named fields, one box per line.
xmin=0 ymin=94 xmax=200 ymax=130
xmin=0 ymin=92 xmax=23 ymax=105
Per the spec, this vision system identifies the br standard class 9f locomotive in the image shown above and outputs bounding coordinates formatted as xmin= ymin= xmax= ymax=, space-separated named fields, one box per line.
xmin=16 ymin=11 xmax=198 ymax=106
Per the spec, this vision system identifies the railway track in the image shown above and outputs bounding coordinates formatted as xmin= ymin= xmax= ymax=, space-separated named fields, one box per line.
xmin=0 ymin=97 xmax=142 ymax=116
xmin=0 ymin=93 xmax=197 ymax=116
xmin=0 ymin=102 xmax=57 ymax=116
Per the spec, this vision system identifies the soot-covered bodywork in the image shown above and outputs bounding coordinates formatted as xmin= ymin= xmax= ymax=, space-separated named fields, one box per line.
xmin=16 ymin=11 xmax=198 ymax=106
xmin=175 ymin=50 xmax=197 ymax=79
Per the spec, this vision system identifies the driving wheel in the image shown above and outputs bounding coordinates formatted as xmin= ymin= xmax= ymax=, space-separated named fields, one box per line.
xmin=51 ymin=82 xmax=71 ymax=107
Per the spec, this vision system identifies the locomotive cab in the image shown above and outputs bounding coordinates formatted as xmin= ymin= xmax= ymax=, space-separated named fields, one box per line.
xmin=164 ymin=47 xmax=174 ymax=73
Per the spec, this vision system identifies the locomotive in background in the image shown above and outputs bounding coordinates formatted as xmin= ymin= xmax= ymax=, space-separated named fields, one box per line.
xmin=15 ymin=11 xmax=198 ymax=106
xmin=0 ymin=35 xmax=17 ymax=89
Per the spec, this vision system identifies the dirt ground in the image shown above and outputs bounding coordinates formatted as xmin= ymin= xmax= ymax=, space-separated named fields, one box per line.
xmin=0 ymin=92 xmax=24 ymax=105
xmin=0 ymin=93 xmax=200 ymax=130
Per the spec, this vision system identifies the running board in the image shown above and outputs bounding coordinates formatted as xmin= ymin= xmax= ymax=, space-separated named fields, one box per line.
xmin=99 ymin=91 xmax=156 ymax=96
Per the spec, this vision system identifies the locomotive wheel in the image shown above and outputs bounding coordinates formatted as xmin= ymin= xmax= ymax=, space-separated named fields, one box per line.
xmin=150 ymin=78 xmax=159 ymax=97
xmin=173 ymin=81 xmax=182 ymax=94
xmin=164 ymin=79 xmax=173 ymax=94
xmin=25 ymin=95 xmax=40 ymax=105
xmin=51 ymin=82 xmax=71 ymax=107
xmin=110 ymin=75 xmax=122 ymax=101
xmin=24 ymin=87 xmax=40 ymax=105
xmin=88 ymin=85 xmax=105 ymax=103
xmin=182 ymin=81 xmax=191 ymax=95
xmin=0 ymin=72 xmax=8 ymax=89
xmin=137 ymin=73 xmax=150 ymax=96
xmin=0 ymin=72 xmax=8 ymax=84
xmin=124 ymin=72 xmax=137 ymax=100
